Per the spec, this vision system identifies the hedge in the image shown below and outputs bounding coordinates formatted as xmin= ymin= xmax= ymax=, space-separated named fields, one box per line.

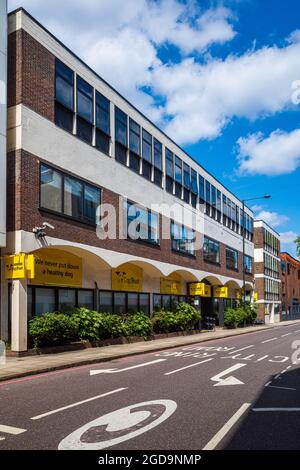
xmin=224 ymin=304 xmax=257 ymax=328
xmin=151 ymin=303 xmax=201 ymax=334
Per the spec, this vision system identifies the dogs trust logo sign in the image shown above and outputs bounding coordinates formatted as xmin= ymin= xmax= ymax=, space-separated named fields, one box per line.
xmin=111 ymin=263 xmax=143 ymax=292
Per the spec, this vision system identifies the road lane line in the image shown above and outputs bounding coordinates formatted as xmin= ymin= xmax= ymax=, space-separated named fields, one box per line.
xmin=0 ymin=425 xmax=26 ymax=435
xmin=266 ymin=385 xmax=296 ymax=391
xmin=202 ymin=403 xmax=251 ymax=450
xmin=31 ymin=387 xmax=127 ymax=420
xmin=226 ymin=346 xmax=254 ymax=354
xmin=294 ymin=330 xmax=300 ymax=333
xmin=281 ymin=333 xmax=292 ymax=337
xmin=164 ymin=358 xmax=213 ymax=376
xmin=253 ymin=408 xmax=300 ymax=412
xmin=90 ymin=359 xmax=166 ymax=376
xmin=256 ymin=355 xmax=269 ymax=362
xmin=262 ymin=338 xmax=277 ymax=343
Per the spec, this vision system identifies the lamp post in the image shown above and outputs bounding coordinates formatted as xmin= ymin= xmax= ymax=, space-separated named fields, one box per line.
xmin=242 ymin=195 xmax=271 ymax=309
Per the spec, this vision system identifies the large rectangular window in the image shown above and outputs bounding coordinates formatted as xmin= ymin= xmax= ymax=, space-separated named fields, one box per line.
xmin=76 ymin=76 xmax=93 ymax=145
xmin=129 ymin=119 xmax=141 ymax=173
xmin=226 ymin=247 xmax=238 ymax=271
xmin=244 ymin=255 xmax=253 ymax=274
xmin=166 ymin=148 xmax=174 ymax=194
xmin=40 ymin=163 xmax=100 ymax=225
xmin=217 ymin=190 xmax=222 ymax=222
xmin=203 ymin=236 xmax=220 ymax=264
xmin=55 ymin=59 xmax=74 ymax=132
xmin=191 ymin=169 xmax=198 ymax=208
xmin=115 ymin=107 xmax=128 ymax=165
xmin=125 ymin=201 xmax=159 ymax=244
xmin=205 ymin=180 xmax=211 ymax=216
xmin=142 ymin=129 xmax=152 ymax=180
xmin=171 ymin=221 xmax=195 ymax=255
xmin=153 ymin=139 xmax=163 ymax=187
xmin=174 ymin=157 xmax=182 ymax=198
xmin=99 ymin=291 xmax=150 ymax=315
xmin=199 ymin=175 xmax=205 ymax=206
xmin=211 ymin=185 xmax=216 ymax=219
xmin=183 ymin=163 xmax=190 ymax=204
xmin=96 ymin=91 xmax=110 ymax=154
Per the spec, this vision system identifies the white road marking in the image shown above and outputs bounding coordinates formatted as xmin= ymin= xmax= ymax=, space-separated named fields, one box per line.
xmin=202 ymin=403 xmax=251 ymax=450
xmin=58 ymin=400 xmax=177 ymax=450
xmin=211 ymin=363 xmax=246 ymax=386
xmin=281 ymin=333 xmax=292 ymax=337
xmin=294 ymin=330 xmax=300 ymax=333
xmin=164 ymin=358 xmax=213 ymax=376
xmin=31 ymin=388 xmax=127 ymax=420
xmin=253 ymin=408 xmax=300 ymax=412
xmin=0 ymin=437 xmax=5 ymax=441
xmin=0 ymin=425 xmax=26 ymax=435
xmin=264 ymin=381 xmax=272 ymax=387
xmin=90 ymin=359 xmax=166 ymax=376
xmin=256 ymin=355 xmax=269 ymax=362
xmin=262 ymin=338 xmax=277 ymax=343
xmin=266 ymin=385 xmax=296 ymax=391
xmin=226 ymin=345 xmax=254 ymax=354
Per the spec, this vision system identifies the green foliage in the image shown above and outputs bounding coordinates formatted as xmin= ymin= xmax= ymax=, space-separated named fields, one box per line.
xmin=244 ymin=304 xmax=258 ymax=324
xmin=102 ymin=314 xmax=130 ymax=338
xmin=69 ymin=308 xmax=106 ymax=341
xmin=28 ymin=313 xmax=78 ymax=348
xmin=224 ymin=307 xmax=245 ymax=328
xmin=295 ymin=235 xmax=300 ymax=259
xmin=123 ymin=312 xmax=152 ymax=338
xmin=151 ymin=302 xmax=201 ymax=333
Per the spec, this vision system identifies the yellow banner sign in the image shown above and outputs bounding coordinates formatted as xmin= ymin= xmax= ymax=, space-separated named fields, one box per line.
xmin=253 ymin=291 xmax=259 ymax=302
xmin=31 ymin=249 xmax=82 ymax=287
xmin=160 ymin=276 xmax=183 ymax=295
xmin=236 ymin=289 xmax=243 ymax=300
xmin=214 ymin=286 xmax=228 ymax=298
xmin=189 ymin=282 xmax=211 ymax=297
xmin=5 ymin=254 xmax=26 ymax=279
xmin=112 ymin=263 xmax=143 ymax=292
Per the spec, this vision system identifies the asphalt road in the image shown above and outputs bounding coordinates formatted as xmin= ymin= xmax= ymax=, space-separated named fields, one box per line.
xmin=1 ymin=323 xmax=300 ymax=450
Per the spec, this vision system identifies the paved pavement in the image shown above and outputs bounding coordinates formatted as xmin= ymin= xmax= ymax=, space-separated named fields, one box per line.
xmin=1 ymin=320 xmax=299 ymax=382
xmin=0 ymin=321 xmax=300 ymax=450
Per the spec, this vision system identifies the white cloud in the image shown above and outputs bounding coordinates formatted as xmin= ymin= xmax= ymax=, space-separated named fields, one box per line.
xmin=7 ymin=1 xmax=300 ymax=147
xmin=280 ymin=231 xmax=298 ymax=244
xmin=237 ymin=128 xmax=300 ymax=176
xmin=251 ymin=204 xmax=263 ymax=212
xmin=254 ymin=210 xmax=289 ymax=228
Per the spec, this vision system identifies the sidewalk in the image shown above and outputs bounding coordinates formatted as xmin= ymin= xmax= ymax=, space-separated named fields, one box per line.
xmin=1 ymin=320 xmax=300 ymax=382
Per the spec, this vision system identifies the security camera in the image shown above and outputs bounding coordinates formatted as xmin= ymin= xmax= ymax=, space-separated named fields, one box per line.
xmin=42 ymin=222 xmax=55 ymax=230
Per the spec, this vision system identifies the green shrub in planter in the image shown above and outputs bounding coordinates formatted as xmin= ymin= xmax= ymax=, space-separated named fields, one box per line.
xmin=151 ymin=310 xmax=178 ymax=333
xmin=28 ymin=313 xmax=78 ymax=348
xmin=174 ymin=302 xmax=201 ymax=330
xmin=101 ymin=314 xmax=130 ymax=338
xmin=70 ymin=308 xmax=107 ymax=341
xmin=224 ymin=307 xmax=245 ymax=328
xmin=124 ymin=312 xmax=152 ymax=338
xmin=244 ymin=304 xmax=258 ymax=324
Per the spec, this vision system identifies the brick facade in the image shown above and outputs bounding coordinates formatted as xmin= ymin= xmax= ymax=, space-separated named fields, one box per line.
xmin=280 ymin=253 xmax=300 ymax=314
xmin=7 ymin=149 xmax=253 ymax=284
xmin=8 ymin=29 xmax=55 ymax=121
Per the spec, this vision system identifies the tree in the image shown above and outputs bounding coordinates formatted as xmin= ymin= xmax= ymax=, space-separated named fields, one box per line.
xmin=294 ymin=236 xmax=300 ymax=259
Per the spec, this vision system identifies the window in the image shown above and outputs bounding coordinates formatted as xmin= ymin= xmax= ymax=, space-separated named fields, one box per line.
xmin=183 ymin=163 xmax=190 ymax=204
xmin=129 ymin=119 xmax=141 ymax=172
xmin=205 ymin=180 xmax=211 ymax=215
xmin=226 ymin=247 xmax=238 ymax=271
xmin=203 ymin=236 xmax=220 ymax=264
xmin=153 ymin=139 xmax=163 ymax=187
xmin=96 ymin=91 xmax=110 ymax=154
xmin=223 ymin=195 xmax=227 ymax=226
xmin=115 ymin=107 xmax=128 ymax=165
xmin=171 ymin=221 xmax=195 ymax=255
xmin=78 ymin=290 xmax=94 ymax=309
xmin=77 ymin=76 xmax=93 ymax=145
xmin=99 ymin=291 xmax=150 ymax=315
xmin=35 ymin=287 xmax=56 ymax=316
xmin=191 ymin=169 xmax=198 ymax=208
xmin=216 ymin=190 xmax=222 ymax=222
xmin=199 ymin=175 xmax=205 ymax=205
xmin=59 ymin=289 xmax=76 ymax=311
xmin=244 ymin=255 xmax=253 ymax=274
xmin=125 ymin=201 xmax=159 ymax=244
xmin=142 ymin=129 xmax=152 ymax=180
xmin=174 ymin=157 xmax=182 ymax=198
xmin=211 ymin=185 xmax=216 ymax=219
xmin=40 ymin=165 xmax=62 ymax=213
xmin=153 ymin=294 xmax=187 ymax=311
xmin=55 ymin=59 xmax=74 ymax=132
xmin=40 ymin=163 xmax=100 ymax=225
xmin=166 ymin=148 xmax=174 ymax=194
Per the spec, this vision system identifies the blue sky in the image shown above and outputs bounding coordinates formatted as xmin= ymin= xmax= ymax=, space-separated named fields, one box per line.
xmin=8 ymin=0 xmax=300 ymax=256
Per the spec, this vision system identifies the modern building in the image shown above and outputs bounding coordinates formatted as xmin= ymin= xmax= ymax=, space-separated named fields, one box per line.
xmin=253 ymin=220 xmax=281 ymax=323
xmin=280 ymin=252 xmax=300 ymax=320
xmin=1 ymin=7 xmax=255 ymax=352
xmin=0 ymin=1 xmax=7 ymax=253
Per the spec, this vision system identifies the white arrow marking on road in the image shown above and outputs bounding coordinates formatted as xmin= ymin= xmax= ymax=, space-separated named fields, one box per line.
xmin=90 ymin=359 xmax=166 ymax=376
xmin=211 ymin=363 xmax=246 ymax=386
xmin=0 ymin=424 xmax=26 ymax=435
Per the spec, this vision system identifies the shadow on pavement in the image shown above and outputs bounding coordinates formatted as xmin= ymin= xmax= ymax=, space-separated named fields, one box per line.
xmin=223 ymin=365 xmax=300 ymax=450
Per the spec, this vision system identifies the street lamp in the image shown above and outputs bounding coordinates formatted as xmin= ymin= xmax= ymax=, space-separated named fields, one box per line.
xmin=242 ymin=195 xmax=271 ymax=309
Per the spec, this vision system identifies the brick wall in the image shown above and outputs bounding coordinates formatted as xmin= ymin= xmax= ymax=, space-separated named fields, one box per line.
xmin=7 ymin=29 xmax=55 ymax=121
xmin=7 ymin=149 xmax=253 ymax=284
xmin=253 ymin=226 xmax=264 ymax=248
xmin=280 ymin=254 xmax=300 ymax=311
